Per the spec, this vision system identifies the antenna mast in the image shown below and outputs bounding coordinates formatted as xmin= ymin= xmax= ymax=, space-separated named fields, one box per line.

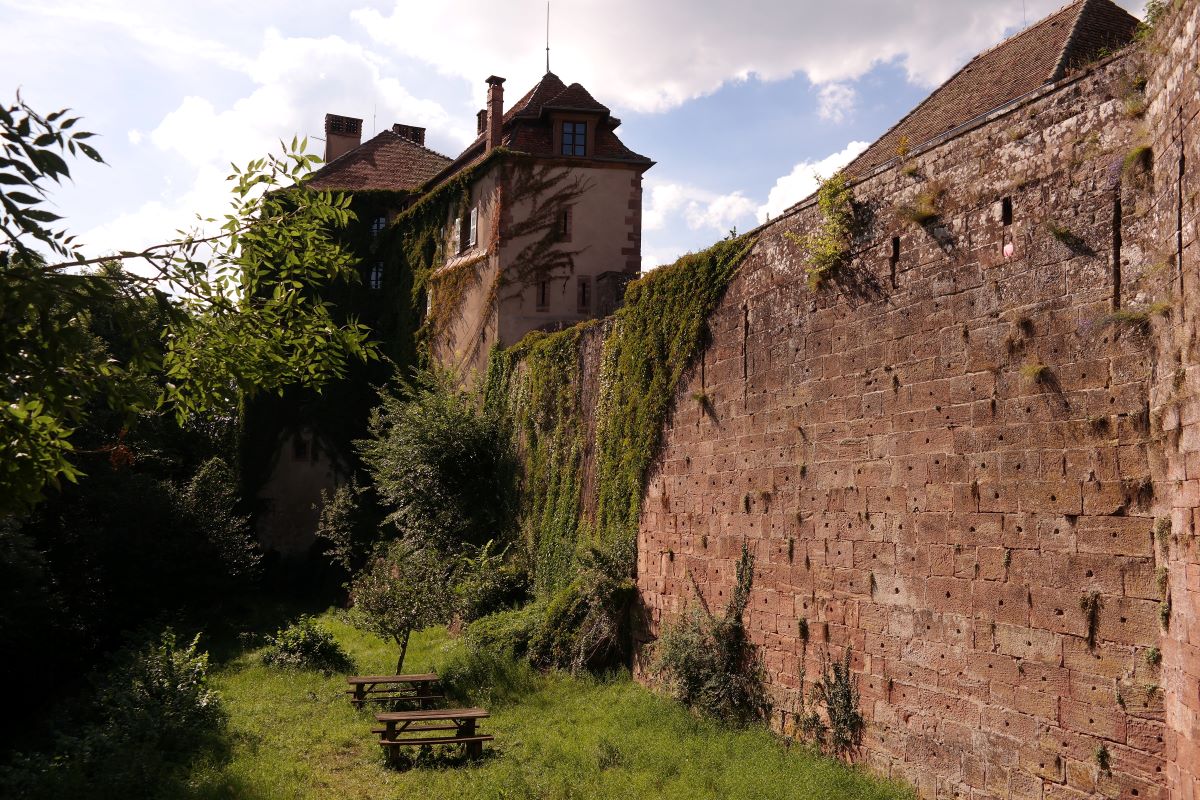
xmin=546 ymin=2 xmax=550 ymax=73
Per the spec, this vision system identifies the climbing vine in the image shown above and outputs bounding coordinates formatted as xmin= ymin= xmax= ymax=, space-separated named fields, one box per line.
xmin=486 ymin=234 xmax=754 ymax=589
xmin=593 ymin=236 xmax=755 ymax=557
xmin=484 ymin=323 xmax=596 ymax=592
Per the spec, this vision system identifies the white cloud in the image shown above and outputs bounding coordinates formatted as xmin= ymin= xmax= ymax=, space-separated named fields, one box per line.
xmin=645 ymin=180 xmax=757 ymax=236
xmin=350 ymin=0 xmax=1102 ymax=113
xmin=758 ymin=140 xmax=870 ymax=222
xmin=127 ymin=129 xmax=143 ymax=145
xmin=817 ymin=83 xmax=856 ymax=123
xmin=81 ymin=28 xmax=468 ymax=255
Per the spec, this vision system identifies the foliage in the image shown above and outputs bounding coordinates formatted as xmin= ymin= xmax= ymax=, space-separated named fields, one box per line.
xmin=783 ymin=172 xmax=858 ymax=289
xmin=592 ymin=236 xmax=753 ymax=554
xmin=314 ymin=480 xmax=380 ymax=576
xmin=360 ymin=369 xmax=517 ymax=555
xmin=808 ymin=649 xmax=864 ymax=758
xmin=654 ymin=543 xmax=768 ymax=725
xmin=440 ymin=643 xmax=542 ymax=709
xmin=484 ymin=325 xmax=593 ymax=592
xmin=1123 ymin=143 xmax=1153 ymax=176
xmin=0 ymin=629 xmax=226 ymax=800
xmin=455 ymin=540 xmax=531 ymax=623
xmin=261 ymin=615 xmax=354 ymax=672
xmin=349 ymin=539 xmax=454 ymax=672
xmin=896 ymin=182 xmax=944 ymax=226
xmin=183 ymin=457 xmax=260 ymax=580
xmin=462 ymin=603 xmax=547 ymax=659
xmin=0 ymin=94 xmax=376 ymax=511
xmin=1080 ymin=590 xmax=1104 ymax=649
xmin=528 ymin=544 xmax=638 ymax=673
xmin=1101 ymin=301 xmax=1172 ymax=332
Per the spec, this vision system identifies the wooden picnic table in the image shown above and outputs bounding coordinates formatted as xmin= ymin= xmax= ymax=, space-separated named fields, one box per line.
xmin=374 ymin=707 xmax=492 ymax=762
xmin=345 ymin=673 xmax=441 ymax=709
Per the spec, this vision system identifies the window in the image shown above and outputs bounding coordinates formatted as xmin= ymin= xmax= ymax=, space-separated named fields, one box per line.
xmin=577 ymin=276 xmax=592 ymax=314
xmin=1001 ymin=197 xmax=1013 ymax=226
xmin=369 ymin=215 xmax=387 ymax=238
xmin=368 ymin=262 xmax=384 ymax=290
xmin=536 ymin=280 xmax=549 ymax=311
xmin=458 ymin=206 xmax=478 ymax=253
xmin=557 ymin=206 xmax=572 ymax=241
xmin=561 ymin=121 xmax=586 ymax=156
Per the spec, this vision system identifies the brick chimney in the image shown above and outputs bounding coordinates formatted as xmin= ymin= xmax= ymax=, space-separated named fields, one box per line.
xmin=323 ymin=113 xmax=362 ymax=162
xmin=485 ymin=76 xmax=505 ymax=152
xmin=391 ymin=123 xmax=426 ymax=147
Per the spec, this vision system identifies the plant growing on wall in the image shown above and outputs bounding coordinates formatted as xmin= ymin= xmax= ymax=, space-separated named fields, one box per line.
xmin=654 ymin=542 xmax=768 ymax=724
xmin=784 ymin=171 xmax=859 ymax=289
xmin=896 ymin=182 xmax=945 ymax=226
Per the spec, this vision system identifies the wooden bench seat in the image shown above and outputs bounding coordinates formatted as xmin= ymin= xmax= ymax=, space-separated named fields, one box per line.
xmin=380 ymin=734 xmax=494 ymax=747
xmin=371 ymin=724 xmax=459 ymax=735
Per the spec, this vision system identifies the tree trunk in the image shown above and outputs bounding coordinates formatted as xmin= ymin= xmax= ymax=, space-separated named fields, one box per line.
xmin=395 ymin=629 xmax=411 ymax=674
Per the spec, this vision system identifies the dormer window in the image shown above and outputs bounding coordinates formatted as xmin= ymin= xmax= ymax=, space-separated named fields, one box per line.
xmin=562 ymin=121 xmax=586 ymax=156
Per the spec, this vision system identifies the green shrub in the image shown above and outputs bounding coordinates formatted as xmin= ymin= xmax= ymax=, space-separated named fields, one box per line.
xmin=455 ymin=540 xmax=531 ymax=623
xmin=359 ymin=369 xmax=517 ymax=555
xmin=463 ymin=603 xmax=546 ymax=658
xmin=0 ymin=629 xmax=226 ymax=800
xmin=653 ymin=543 xmax=768 ymax=725
xmin=440 ymin=645 xmax=541 ymax=709
xmin=261 ymin=615 xmax=354 ymax=672
xmin=528 ymin=544 xmax=637 ymax=673
xmin=810 ymin=649 xmax=864 ymax=757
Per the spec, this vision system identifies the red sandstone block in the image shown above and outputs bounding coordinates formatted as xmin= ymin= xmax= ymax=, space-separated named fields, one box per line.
xmin=929 ymin=576 xmax=974 ymax=616
xmin=972 ymin=582 xmax=1032 ymax=627
xmin=1076 ymin=516 xmax=1154 ymax=556
xmin=1081 ymin=481 xmax=1129 ymax=515
xmin=1096 ymin=595 xmax=1160 ymax=647
xmin=1060 ymin=698 xmax=1126 ymax=742
xmin=1018 ymin=482 xmax=1082 ymax=515
xmin=994 ymin=623 xmax=1061 ymax=666
xmin=965 ymin=651 xmax=1021 ymax=684
xmin=1029 ymin=586 xmax=1089 ymax=637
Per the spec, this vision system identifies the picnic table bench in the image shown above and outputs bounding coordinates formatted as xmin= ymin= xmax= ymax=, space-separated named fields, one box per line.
xmin=346 ymin=673 xmax=442 ymax=709
xmin=374 ymin=707 xmax=492 ymax=763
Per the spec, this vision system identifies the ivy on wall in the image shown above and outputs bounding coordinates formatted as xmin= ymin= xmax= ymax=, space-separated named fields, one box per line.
xmin=487 ymin=235 xmax=755 ymax=591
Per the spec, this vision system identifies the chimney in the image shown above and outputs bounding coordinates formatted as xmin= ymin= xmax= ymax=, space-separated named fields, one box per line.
xmin=485 ymin=76 xmax=505 ymax=152
xmin=391 ymin=123 xmax=426 ymax=147
xmin=323 ymin=113 xmax=362 ymax=162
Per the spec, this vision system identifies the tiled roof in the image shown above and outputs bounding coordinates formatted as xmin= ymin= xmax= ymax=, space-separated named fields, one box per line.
xmin=306 ymin=130 xmax=452 ymax=192
xmin=844 ymin=0 xmax=1138 ymax=178
xmin=432 ymin=72 xmax=652 ymax=185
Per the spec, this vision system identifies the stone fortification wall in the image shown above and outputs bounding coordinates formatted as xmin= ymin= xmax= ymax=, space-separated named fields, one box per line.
xmin=1143 ymin=2 xmax=1200 ymax=797
xmin=634 ymin=40 xmax=1180 ymax=798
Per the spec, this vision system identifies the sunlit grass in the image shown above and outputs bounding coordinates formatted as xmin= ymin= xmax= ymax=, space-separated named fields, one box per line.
xmin=188 ymin=611 xmax=912 ymax=800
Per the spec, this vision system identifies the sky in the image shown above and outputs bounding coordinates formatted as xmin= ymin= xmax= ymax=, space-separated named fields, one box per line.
xmin=1 ymin=0 xmax=1145 ymax=271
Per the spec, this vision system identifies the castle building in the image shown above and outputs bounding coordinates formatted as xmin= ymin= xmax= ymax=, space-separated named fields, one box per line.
xmin=250 ymin=73 xmax=652 ymax=555
xmin=308 ymin=71 xmax=653 ymax=377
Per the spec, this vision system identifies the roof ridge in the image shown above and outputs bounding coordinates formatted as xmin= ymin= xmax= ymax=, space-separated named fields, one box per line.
xmin=1049 ymin=0 xmax=1096 ymax=80
xmin=379 ymin=128 xmax=453 ymax=163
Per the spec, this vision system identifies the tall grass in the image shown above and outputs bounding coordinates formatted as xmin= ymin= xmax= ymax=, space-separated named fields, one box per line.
xmin=188 ymin=611 xmax=912 ymax=800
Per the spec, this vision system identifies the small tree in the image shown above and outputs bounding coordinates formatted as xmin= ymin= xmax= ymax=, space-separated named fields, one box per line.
xmin=350 ymin=540 xmax=453 ymax=673
xmin=359 ymin=370 xmax=517 ymax=555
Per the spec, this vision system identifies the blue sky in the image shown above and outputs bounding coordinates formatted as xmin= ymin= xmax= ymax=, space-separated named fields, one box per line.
xmin=0 ymin=0 xmax=1143 ymax=271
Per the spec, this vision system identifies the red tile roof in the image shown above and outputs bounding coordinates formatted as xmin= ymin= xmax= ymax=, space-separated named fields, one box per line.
xmin=432 ymin=72 xmax=652 ymax=185
xmin=844 ymin=0 xmax=1138 ymax=178
xmin=306 ymin=130 xmax=452 ymax=192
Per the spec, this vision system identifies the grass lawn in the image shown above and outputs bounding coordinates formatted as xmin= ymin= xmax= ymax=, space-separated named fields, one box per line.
xmin=188 ymin=610 xmax=912 ymax=800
